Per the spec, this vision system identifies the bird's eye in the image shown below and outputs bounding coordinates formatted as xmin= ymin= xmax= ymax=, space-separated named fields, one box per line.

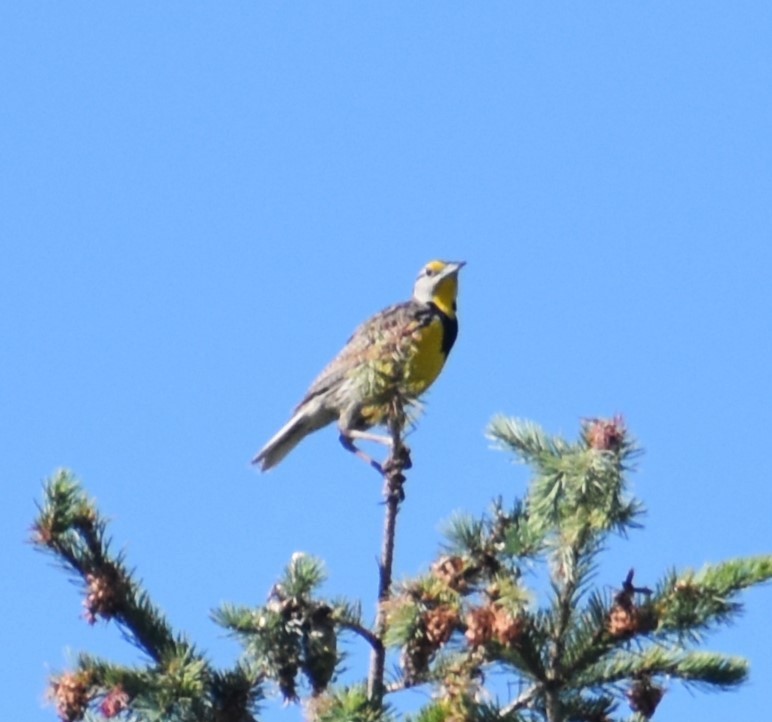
xmin=424 ymin=267 xmax=436 ymax=277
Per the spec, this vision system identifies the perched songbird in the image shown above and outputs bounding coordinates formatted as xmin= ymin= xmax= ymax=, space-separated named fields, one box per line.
xmin=252 ymin=260 xmax=465 ymax=472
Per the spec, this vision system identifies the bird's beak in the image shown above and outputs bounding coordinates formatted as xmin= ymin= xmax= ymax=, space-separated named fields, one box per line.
xmin=445 ymin=261 xmax=466 ymax=275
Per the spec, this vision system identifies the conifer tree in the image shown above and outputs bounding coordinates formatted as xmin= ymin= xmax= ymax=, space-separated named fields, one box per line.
xmin=33 ymin=416 xmax=772 ymax=722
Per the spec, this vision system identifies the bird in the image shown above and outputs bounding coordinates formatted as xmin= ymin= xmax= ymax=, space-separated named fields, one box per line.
xmin=252 ymin=259 xmax=465 ymax=472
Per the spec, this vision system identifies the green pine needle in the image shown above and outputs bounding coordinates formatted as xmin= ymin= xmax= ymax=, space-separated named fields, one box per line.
xmin=654 ymin=556 xmax=772 ymax=642
xmin=577 ymin=646 xmax=748 ymax=689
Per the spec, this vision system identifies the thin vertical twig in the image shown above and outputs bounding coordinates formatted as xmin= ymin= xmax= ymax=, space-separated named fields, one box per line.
xmin=367 ymin=401 xmax=410 ymax=704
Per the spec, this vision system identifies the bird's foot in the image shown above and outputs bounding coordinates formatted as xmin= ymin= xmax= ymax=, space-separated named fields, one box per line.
xmin=383 ymin=444 xmax=412 ymax=474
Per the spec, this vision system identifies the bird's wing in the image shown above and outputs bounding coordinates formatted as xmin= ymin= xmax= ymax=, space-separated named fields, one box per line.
xmin=297 ymin=300 xmax=430 ymax=410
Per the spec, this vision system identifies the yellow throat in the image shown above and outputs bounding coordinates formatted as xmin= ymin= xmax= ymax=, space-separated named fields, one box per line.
xmin=412 ymin=260 xmax=465 ymax=317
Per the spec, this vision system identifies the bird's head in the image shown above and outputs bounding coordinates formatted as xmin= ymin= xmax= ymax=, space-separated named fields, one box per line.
xmin=412 ymin=260 xmax=466 ymax=317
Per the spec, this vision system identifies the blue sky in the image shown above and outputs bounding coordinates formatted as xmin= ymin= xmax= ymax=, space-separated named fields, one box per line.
xmin=3 ymin=3 xmax=771 ymax=721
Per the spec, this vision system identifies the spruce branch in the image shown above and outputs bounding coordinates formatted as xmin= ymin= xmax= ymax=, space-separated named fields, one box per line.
xmin=443 ymin=498 xmax=544 ymax=576
xmin=332 ymin=598 xmax=382 ymax=652
xmin=280 ymin=551 xmax=328 ymax=598
xmin=215 ymin=556 xmax=339 ymax=701
xmin=559 ymin=590 xmax=621 ymax=681
xmin=34 ymin=472 xmax=263 ymax=722
xmin=575 ymin=647 xmax=748 ymax=690
xmin=209 ymin=661 xmax=264 ymax=722
xmin=32 ymin=470 xmax=194 ymax=663
xmin=494 ymin=610 xmax=549 ymax=682
xmin=498 ymin=684 xmax=542 ymax=717
xmin=36 ymin=417 xmax=772 ymax=721
xmin=368 ymin=397 xmax=411 ymax=704
xmin=653 ymin=556 xmax=772 ymax=643
xmin=337 ymin=619 xmax=383 ymax=654
xmin=212 ymin=603 xmax=263 ymax=635
xmin=488 ymin=418 xmax=644 ymax=557
xmin=307 ymin=685 xmax=395 ymax=722
xmin=488 ymin=416 xmax=569 ymax=467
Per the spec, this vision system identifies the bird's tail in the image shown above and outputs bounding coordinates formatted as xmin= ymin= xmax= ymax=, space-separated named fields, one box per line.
xmin=252 ymin=406 xmax=332 ymax=471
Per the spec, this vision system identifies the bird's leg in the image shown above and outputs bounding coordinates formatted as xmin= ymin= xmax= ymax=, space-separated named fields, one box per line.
xmin=345 ymin=429 xmax=394 ymax=447
xmin=339 ymin=431 xmax=412 ymax=474
xmin=339 ymin=433 xmax=384 ymax=474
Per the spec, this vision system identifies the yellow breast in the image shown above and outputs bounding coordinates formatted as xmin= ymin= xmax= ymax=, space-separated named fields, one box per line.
xmin=351 ymin=302 xmax=457 ymax=428
xmin=403 ymin=315 xmax=448 ymax=396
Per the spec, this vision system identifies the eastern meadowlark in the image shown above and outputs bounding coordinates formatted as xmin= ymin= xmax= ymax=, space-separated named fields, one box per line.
xmin=252 ymin=259 xmax=465 ymax=471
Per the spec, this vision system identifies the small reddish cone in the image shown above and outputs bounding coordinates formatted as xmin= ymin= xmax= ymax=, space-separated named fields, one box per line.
xmin=491 ymin=606 xmax=523 ymax=646
xmin=464 ymin=606 xmax=495 ymax=647
xmin=432 ymin=555 xmax=469 ymax=592
xmin=100 ymin=687 xmax=129 ymax=718
xmin=83 ymin=567 xmax=124 ymax=624
xmin=424 ymin=605 xmax=459 ymax=646
xmin=585 ymin=415 xmax=626 ymax=452
xmin=627 ymin=677 xmax=664 ymax=718
xmin=49 ymin=672 xmax=93 ymax=722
